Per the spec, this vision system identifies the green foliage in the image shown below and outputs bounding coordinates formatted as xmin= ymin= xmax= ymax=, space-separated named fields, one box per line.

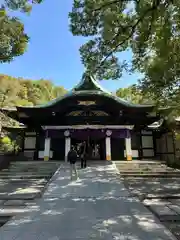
xmin=69 ymin=0 xmax=180 ymax=114
xmin=0 ymin=74 xmax=67 ymax=108
xmin=0 ymin=136 xmax=19 ymax=153
xmin=0 ymin=0 xmax=43 ymax=62
xmin=0 ymin=74 xmax=67 ymax=127
xmin=1 ymin=136 xmax=11 ymax=144
xmin=116 ymin=85 xmax=154 ymax=104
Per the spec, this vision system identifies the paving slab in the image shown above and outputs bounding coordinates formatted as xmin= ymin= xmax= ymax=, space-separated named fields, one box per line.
xmin=170 ymin=199 xmax=180 ymax=205
xmin=169 ymin=205 xmax=180 ymax=215
xmin=0 ymin=206 xmax=29 ymax=216
xmin=123 ymin=177 xmax=180 ymax=199
xmin=0 ymin=193 xmax=38 ymax=200
xmin=0 ymin=200 xmax=5 ymax=205
xmin=0 ymin=162 xmax=176 ymax=240
xmin=4 ymin=200 xmax=25 ymax=206
xmin=143 ymin=199 xmax=171 ymax=206
xmin=164 ymin=222 xmax=180 ymax=240
xmin=149 ymin=205 xmax=177 ymax=216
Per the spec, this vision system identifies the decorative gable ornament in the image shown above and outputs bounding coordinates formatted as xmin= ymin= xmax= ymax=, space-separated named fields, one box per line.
xmin=106 ymin=130 xmax=112 ymax=136
xmin=64 ymin=130 xmax=70 ymax=137
xmin=78 ymin=101 xmax=96 ymax=106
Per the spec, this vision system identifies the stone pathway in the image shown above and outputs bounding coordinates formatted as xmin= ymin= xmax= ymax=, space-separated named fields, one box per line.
xmin=0 ymin=162 xmax=176 ymax=240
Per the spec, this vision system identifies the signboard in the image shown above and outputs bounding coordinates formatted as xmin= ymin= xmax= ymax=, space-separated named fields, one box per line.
xmin=78 ymin=100 xmax=96 ymax=106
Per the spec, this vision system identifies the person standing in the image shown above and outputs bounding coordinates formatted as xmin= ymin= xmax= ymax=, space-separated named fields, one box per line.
xmin=87 ymin=143 xmax=93 ymax=162
xmin=67 ymin=146 xmax=78 ymax=181
xmin=80 ymin=141 xmax=86 ymax=168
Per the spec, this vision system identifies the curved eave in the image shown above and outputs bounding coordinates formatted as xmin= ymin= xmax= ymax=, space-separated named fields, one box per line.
xmin=2 ymin=126 xmax=26 ymax=131
xmin=16 ymin=90 xmax=155 ymax=111
xmin=0 ymin=108 xmax=18 ymax=119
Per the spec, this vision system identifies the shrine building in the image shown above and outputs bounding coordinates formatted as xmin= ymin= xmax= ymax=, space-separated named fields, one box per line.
xmin=2 ymin=74 xmax=175 ymax=161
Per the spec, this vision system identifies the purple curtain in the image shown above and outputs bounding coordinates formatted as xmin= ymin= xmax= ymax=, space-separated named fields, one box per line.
xmin=47 ymin=130 xmax=64 ymax=138
xmin=111 ymin=129 xmax=131 ymax=138
xmin=71 ymin=129 xmax=106 ymax=140
xmin=45 ymin=129 xmax=131 ymax=139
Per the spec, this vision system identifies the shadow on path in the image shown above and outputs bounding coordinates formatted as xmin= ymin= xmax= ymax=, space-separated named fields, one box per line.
xmin=0 ymin=162 xmax=176 ymax=240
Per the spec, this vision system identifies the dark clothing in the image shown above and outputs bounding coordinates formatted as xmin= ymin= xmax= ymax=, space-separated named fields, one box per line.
xmin=81 ymin=156 xmax=86 ymax=168
xmin=67 ymin=149 xmax=78 ymax=164
xmin=79 ymin=143 xmax=86 ymax=155
xmin=80 ymin=143 xmax=86 ymax=168
xmin=87 ymin=145 xmax=93 ymax=157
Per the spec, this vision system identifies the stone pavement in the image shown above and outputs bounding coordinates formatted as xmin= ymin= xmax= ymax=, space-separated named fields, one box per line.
xmin=0 ymin=161 xmax=177 ymax=240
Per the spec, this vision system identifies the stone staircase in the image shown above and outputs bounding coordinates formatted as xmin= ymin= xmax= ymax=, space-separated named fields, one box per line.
xmin=115 ymin=161 xmax=180 ymax=239
xmin=0 ymin=161 xmax=60 ymax=226
xmin=115 ymin=161 xmax=180 ymax=178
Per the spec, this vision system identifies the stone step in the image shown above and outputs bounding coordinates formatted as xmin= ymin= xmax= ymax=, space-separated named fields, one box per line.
xmin=5 ymin=170 xmax=56 ymax=174
xmin=8 ymin=169 xmax=57 ymax=173
xmin=0 ymin=172 xmax=54 ymax=176
xmin=0 ymin=175 xmax=52 ymax=179
xmin=10 ymin=164 xmax=57 ymax=166
xmin=0 ymin=194 xmax=40 ymax=200
xmin=10 ymin=164 xmax=58 ymax=167
xmin=121 ymin=173 xmax=180 ymax=177
xmin=146 ymin=193 xmax=180 ymax=199
xmin=3 ymin=200 xmax=26 ymax=206
xmin=0 ymin=216 xmax=11 ymax=224
xmin=117 ymin=165 xmax=174 ymax=169
xmin=5 ymin=166 xmax=58 ymax=171
xmin=120 ymin=171 xmax=180 ymax=174
xmin=10 ymin=163 xmax=60 ymax=167
xmin=0 ymin=206 xmax=38 ymax=216
xmin=117 ymin=168 xmax=174 ymax=171
xmin=117 ymin=165 xmax=175 ymax=168
xmin=116 ymin=163 xmax=166 ymax=166
xmin=0 ymin=178 xmax=48 ymax=183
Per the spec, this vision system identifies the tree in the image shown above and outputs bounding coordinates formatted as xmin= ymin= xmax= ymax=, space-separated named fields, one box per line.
xmin=0 ymin=75 xmax=20 ymax=107
xmin=0 ymin=74 xmax=67 ymax=128
xmin=0 ymin=0 xmax=43 ymax=63
xmin=116 ymin=85 xmax=153 ymax=104
xmin=139 ymin=51 xmax=180 ymax=115
xmin=69 ymin=0 xmax=180 ymax=112
xmin=0 ymin=136 xmax=21 ymax=153
xmin=0 ymin=74 xmax=67 ymax=108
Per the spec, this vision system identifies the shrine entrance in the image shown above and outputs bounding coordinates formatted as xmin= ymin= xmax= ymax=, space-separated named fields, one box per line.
xmin=71 ymin=130 xmax=106 ymax=160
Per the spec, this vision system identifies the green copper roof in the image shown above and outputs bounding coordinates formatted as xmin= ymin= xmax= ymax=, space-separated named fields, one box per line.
xmin=17 ymin=73 xmax=154 ymax=109
xmin=72 ymin=73 xmax=111 ymax=93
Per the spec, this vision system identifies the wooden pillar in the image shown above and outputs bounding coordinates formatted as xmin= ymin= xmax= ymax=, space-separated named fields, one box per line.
xmin=105 ymin=130 xmax=112 ymax=161
xmin=125 ymin=130 xmax=132 ymax=161
xmin=44 ymin=138 xmax=51 ymax=161
xmin=64 ymin=130 xmax=71 ymax=162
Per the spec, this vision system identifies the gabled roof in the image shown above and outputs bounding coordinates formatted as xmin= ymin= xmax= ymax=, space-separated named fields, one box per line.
xmin=17 ymin=73 xmax=154 ymax=110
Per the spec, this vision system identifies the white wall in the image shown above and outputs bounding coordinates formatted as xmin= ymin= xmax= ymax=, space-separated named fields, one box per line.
xmin=38 ymin=151 xmax=53 ymax=159
xmin=24 ymin=137 xmax=36 ymax=149
xmin=141 ymin=135 xmax=153 ymax=148
xmin=124 ymin=150 xmax=139 ymax=158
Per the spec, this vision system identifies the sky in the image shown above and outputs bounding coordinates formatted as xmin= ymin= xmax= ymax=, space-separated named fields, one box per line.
xmin=0 ymin=0 xmax=142 ymax=92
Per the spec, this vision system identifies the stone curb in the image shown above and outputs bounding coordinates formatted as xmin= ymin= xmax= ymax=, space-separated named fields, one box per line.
xmin=39 ymin=163 xmax=62 ymax=198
